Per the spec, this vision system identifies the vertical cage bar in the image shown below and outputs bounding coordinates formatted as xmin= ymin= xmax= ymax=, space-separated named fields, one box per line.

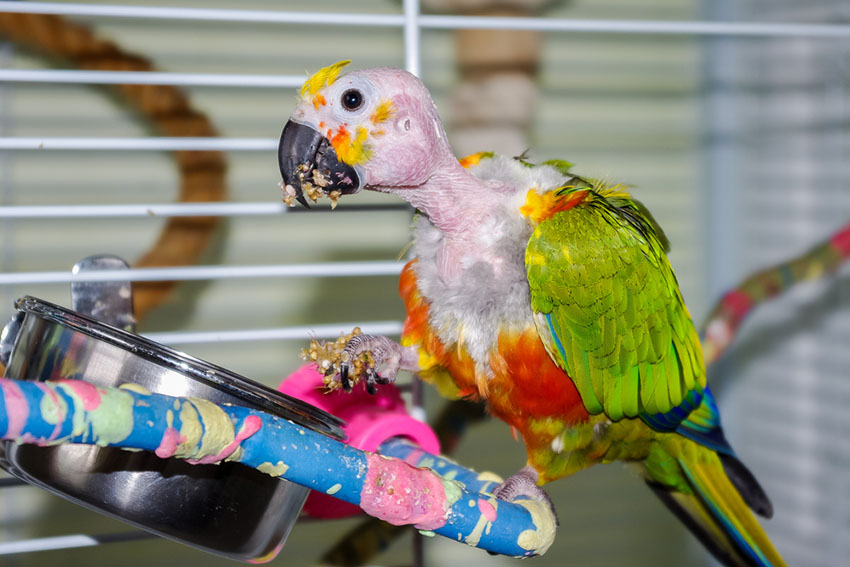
xmin=403 ymin=0 xmax=421 ymax=76
xmin=402 ymin=1 xmax=424 ymax=565
xmin=701 ymin=0 xmax=740 ymax=306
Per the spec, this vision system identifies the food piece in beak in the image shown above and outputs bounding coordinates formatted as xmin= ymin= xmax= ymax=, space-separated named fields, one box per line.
xmin=278 ymin=120 xmax=361 ymax=208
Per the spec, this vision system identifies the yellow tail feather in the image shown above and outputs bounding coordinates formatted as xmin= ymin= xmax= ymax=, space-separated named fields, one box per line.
xmin=680 ymin=459 xmax=786 ymax=567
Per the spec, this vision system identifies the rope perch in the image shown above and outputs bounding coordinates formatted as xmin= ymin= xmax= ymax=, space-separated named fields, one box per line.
xmin=0 ymin=11 xmax=228 ymax=321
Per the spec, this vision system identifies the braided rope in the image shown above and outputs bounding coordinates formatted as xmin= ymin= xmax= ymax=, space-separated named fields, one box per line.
xmin=0 ymin=12 xmax=228 ymax=321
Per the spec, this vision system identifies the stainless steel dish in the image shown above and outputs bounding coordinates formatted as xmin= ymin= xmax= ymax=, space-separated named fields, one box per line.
xmin=0 ymin=295 xmax=344 ymax=562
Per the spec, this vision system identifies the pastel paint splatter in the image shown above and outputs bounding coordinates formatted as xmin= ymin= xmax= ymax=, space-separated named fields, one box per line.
xmin=0 ymin=380 xmax=28 ymax=439
xmin=442 ymin=469 xmax=458 ymax=481
xmin=440 ymin=477 xmax=463 ymax=510
xmin=402 ymin=448 xmax=425 ymax=467
xmin=515 ymin=499 xmax=557 ymax=555
xmin=36 ymin=382 xmax=66 ymax=441
xmin=476 ymin=471 xmax=503 ymax=483
xmin=60 ymin=378 xmax=102 ymax=411
xmin=155 ymin=426 xmax=181 ymax=459
xmin=464 ymin=508 xmax=490 ymax=548
xmin=257 ymin=461 xmax=290 ymax=477
xmin=55 ymin=381 xmax=91 ymax=438
xmin=119 ymin=383 xmax=152 ymax=396
xmin=189 ymin=413 xmax=262 ymax=465
xmin=478 ymin=498 xmax=498 ymax=523
xmin=359 ymin=453 xmax=448 ymax=531
xmin=83 ymin=386 xmax=134 ymax=447
xmin=176 ymin=400 xmax=205 ymax=456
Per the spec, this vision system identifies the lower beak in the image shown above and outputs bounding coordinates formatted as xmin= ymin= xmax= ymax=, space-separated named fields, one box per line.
xmin=278 ymin=120 xmax=361 ymax=208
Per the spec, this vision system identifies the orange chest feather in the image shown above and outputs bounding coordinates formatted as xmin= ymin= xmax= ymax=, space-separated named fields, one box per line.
xmin=399 ymin=261 xmax=589 ymax=429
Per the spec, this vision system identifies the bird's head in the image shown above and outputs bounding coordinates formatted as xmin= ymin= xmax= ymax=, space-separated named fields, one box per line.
xmin=278 ymin=61 xmax=452 ymax=207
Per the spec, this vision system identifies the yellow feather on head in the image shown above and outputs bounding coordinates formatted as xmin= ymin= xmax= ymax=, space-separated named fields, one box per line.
xmin=301 ymin=60 xmax=350 ymax=98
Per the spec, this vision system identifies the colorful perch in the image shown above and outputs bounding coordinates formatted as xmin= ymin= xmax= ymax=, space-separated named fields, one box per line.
xmin=702 ymin=222 xmax=850 ymax=365
xmin=0 ymin=377 xmax=556 ymax=558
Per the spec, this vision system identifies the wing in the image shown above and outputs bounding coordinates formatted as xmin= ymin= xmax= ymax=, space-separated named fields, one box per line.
xmin=525 ymin=187 xmax=706 ymax=425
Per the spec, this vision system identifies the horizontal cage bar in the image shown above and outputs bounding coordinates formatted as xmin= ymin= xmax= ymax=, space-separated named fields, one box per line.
xmin=0 ymin=69 xmax=306 ymax=88
xmin=0 ymin=2 xmax=848 ymax=38
xmin=0 ymin=261 xmax=406 ymax=285
xmin=0 ymin=137 xmax=275 ymax=151
xmin=145 ymin=321 xmax=404 ymax=345
xmin=0 ymin=202 xmax=409 ymax=219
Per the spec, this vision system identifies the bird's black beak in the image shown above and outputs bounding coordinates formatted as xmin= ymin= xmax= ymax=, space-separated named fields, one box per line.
xmin=278 ymin=120 xmax=361 ymax=208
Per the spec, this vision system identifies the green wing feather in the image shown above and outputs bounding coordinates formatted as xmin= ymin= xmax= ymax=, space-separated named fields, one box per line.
xmin=526 ymin=186 xmax=705 ymax=423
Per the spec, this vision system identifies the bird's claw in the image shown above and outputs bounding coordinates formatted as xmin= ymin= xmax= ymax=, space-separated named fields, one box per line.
xmin=491 ymin=466 xmax=559 ymax=527
xmin=303 ymin=329 xmax=417 ymax=393
xmin=337 ymin=356 xmax=385 ymax=394
xmin=339 ymin=361 xmax=352 ymax=392
xmin=330 ymin=333 xmax=401 ymax=394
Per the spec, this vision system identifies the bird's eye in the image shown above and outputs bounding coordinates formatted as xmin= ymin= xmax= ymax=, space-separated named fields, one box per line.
xmin=341 ymin=89 xmax=364 ymax=112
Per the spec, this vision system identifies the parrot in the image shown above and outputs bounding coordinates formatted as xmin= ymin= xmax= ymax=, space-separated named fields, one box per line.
xmin=277 ymin=61 xmax=786 ymax=567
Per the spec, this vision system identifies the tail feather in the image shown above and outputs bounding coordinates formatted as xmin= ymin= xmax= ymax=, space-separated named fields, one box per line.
xmin=718 ymin=452 xmax=773 ymax=519
xmin=645 ymin=449 xmax=786 ymax=567
xmin=648 ymin=481 xmax=752 ymax=567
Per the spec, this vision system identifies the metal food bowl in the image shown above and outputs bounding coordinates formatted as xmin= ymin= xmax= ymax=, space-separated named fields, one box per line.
xmin=0 ymin=295 xmax=344 ymax=562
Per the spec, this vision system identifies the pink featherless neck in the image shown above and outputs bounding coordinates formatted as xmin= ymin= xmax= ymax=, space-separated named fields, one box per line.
xmin=383 ymin=156 xmax=512 ymax=238
xmin=351 ymin=67 xmax=514 ymax=236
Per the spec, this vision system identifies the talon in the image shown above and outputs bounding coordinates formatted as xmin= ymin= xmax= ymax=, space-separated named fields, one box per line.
xmin=303 ymin=330 xmax=418 ymax=393
xmin=364 ymin=367 xmax=379 ymax=395
xmin=492 ymin=466 xmax=559 ymax=527
xmin=340 ymin=364 xmax=352 ymax=392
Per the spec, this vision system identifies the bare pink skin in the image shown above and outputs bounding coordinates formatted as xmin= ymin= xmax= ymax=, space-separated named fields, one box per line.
xmin=291 ymin=67 xmax=511 ymax=285
xmin=478 ymin=498 xmax=498 ymax=523
xmin=188 ymin=414 xmax=263 ymax=465
xmin=351 ymin=70 xmax=513 ymax=283
xmin=1 ymin=380 xmax=28 ymax=438
xmin=155 ymin=426 xmax=182 ymax=459
xmin=359 ymin=454 xmax=448 ymax=531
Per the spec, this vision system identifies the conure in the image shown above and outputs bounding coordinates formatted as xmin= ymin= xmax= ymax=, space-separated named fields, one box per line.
xmin=278 ymin=61 xmax=785 ymax=567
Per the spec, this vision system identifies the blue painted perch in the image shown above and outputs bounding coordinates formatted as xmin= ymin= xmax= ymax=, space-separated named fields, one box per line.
xmin=0 ymin=377 xmax=556 ymax=557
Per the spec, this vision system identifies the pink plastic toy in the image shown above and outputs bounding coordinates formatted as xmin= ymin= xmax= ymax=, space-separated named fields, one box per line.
xmin=279 ymin=364 xmax=441 ymax=518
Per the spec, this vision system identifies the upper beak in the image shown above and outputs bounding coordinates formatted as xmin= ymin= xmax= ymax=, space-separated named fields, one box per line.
xmin=278 ymin=120 xmax=361 ymax=208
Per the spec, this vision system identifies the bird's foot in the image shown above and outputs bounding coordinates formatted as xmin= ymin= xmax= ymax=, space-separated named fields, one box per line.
xmin=303 ymin=330 xmax=420 ymax=394
xmin=492 ymin=466 xmax=559 ymax=526
xmin=337 ymin=333 xmax=404 ymax=393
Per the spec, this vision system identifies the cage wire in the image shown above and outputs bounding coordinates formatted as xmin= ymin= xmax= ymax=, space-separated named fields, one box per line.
xmin=0 ymin=1 xmax=848 ymax=566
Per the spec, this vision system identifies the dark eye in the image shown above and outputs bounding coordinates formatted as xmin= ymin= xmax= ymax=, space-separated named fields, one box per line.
xmin=341 ymin=89 xmax=364 ymax=111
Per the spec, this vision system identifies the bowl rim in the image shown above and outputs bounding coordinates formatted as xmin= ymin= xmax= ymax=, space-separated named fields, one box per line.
xmin=13 ymin=295 xmax=345 ymax=441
